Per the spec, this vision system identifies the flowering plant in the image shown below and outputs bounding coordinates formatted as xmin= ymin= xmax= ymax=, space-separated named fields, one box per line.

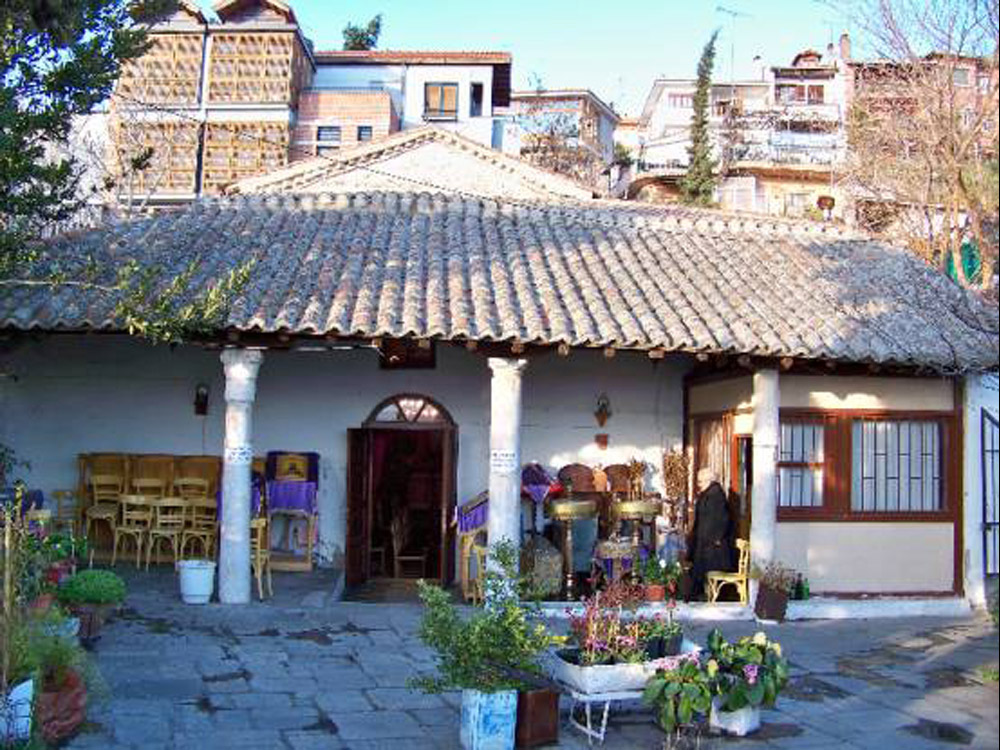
xmin=640 ymin=611 xmax=682 ymax=641
xmin=642 ymin=653 xmax=711 ymax=732
xmin=704 ymin=629 xmax=789 ymax=712
xmin=750 ymin=560 xmax=798 ymax=594
xmin=638 ymin=557 xmax=683 ymax=590
xmin=567 ymin=588 xmax=646 ymax=665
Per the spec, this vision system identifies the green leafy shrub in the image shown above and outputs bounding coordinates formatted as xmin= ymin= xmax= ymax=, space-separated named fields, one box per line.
xmin=412 ymin=540 xmax=556 ymax=693
xmin=643 ymin=654 xmax=712 ymax=732
xmin=705 ymin=629 xmax=789 ymax=712
xmin=57 ymin=570 xmax=126 ymax=607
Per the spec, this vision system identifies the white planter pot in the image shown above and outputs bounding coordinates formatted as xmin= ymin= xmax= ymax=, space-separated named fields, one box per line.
xmin=178 ymin=559 xmax=217 ymax=604
xmin=709 ymin=699 xmax=761 ymax=737
xmin=1 ymin=678 xmax=33 ymax=742
xmin=546 ymin=639 xmax=700 ymax=695
xmin=459 ymin=689 xmax=517 ymax=750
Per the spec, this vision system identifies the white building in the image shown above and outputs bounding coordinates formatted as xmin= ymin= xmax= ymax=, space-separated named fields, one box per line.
xmin=2 ymin=191 xmax=997 ymax=609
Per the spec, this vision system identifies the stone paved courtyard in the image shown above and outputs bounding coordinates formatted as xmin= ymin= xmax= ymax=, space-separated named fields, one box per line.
xmin=65 ymin=568 xmax=999 ymax=750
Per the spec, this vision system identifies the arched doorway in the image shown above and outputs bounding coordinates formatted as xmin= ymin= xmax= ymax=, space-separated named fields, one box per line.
xmin=346 ymin=394 xmax=458 ymax=587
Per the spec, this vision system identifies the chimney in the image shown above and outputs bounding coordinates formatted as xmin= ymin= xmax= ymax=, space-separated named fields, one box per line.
xmin=827 ymin=42 xmax=835 ymax=62
xmin=839 ymin=33 xmax=852 ymax=62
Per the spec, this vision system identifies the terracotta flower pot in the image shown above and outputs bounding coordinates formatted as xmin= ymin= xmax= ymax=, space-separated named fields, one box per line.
xmin=70 ymin=603 xmax=111 ymax=642
xmin=36 ymin=669 xmax=88 ymax=744
xmin=644 ymin=583 xmax=666 ymax=602
xmin=515 ymin=689 xmax=560 ymax=748
xmin=29 ymin=593 xmax=56 ymax=614
xmin=754 ymin=585 xmax=789 ymax=623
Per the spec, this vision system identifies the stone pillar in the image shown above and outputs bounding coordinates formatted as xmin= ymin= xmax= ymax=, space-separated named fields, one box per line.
xmin=219 ymin=349 xmax=263 ymax=604
xmin=487 ymin=358 xmax=528 ymax=564
xmin=750 ymin=369 xmax=780 ymax=573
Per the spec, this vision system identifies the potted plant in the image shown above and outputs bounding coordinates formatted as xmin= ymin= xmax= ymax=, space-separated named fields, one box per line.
xmin=40 ymin=533 xmax=89 ymax=586
xmin=704 ymin=629 xmax=789 ymax=736
xmin=643 ymin=653 xmax=712 ymax=735
xmin=1 ymin=620 xmax=36 ymax=743
xmin=751 ymin=561 xmax=797 ymax=622
xmin=638 ymin=557 xmax=683 ymax=602
xmin=641 ymin=612 xmax=684 ymax=660
xmin=412 ymin=541 xmax=558 ymax=750
xmin=26 ymin=626 xmax=90 ymax=744
xmin=56 ymin=569 xmax=127 ymax=643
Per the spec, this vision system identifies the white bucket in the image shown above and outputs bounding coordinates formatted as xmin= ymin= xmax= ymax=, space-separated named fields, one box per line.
xmin=178 ymin=560 xmax=216 ymax=604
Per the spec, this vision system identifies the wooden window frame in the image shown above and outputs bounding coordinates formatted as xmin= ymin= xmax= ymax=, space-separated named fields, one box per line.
xmin=777 ymin=416 xmax=828 ymax=512
xmin=777 ymin=409 xmax=958 ymax=523
xmin=424 ymin=82 xmax=459 ymax=121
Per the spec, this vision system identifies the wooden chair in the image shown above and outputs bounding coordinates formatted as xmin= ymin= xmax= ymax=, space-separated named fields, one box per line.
xmin=557 ymin=463 xmax=598 ymax=493
xmin=85 ymin=474 xmax=122 ymax=547
xmin=131 ymin=477 xmax=166 ymax=498
xmin=147 ymin=497 xmax=187 ymax=569
xmin=706 ymin=539 xmax=751 ymax=605
xmin=390 ymin=512 xmax=428 ymax=579
xmin=250 ymin=517 xmax=273 ymax=600
xmin=25 ymin=507 xmax=52 ymax=532
xmin=49 ymin=490 xmax=79 ymax=535
xmin=471 ymin=544 xmax=489 ymax=606
xmin=181 ymin=497 xmax=218 ymax=559
xmin=175 ymin=456 xmax=222 ymax=498
xmin=174 ymin=477 xmax=209 ymax=501
xmin=113 ymin=495 xmax=153 ymax=568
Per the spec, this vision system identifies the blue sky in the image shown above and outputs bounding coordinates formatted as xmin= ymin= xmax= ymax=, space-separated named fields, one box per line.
xmin=200 ymin=1 xmax=854 ymax=115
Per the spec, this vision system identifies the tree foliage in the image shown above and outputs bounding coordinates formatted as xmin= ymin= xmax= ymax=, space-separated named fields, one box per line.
xmin=342 ymin=14 xmax=383 ymax=51
xmin=836 ymin=0 xmax=999 ymax=292
xmin=1 ymin=1 xmax=253 ymax=344
xmin=680 ymin=31 xmax=719 ymax=206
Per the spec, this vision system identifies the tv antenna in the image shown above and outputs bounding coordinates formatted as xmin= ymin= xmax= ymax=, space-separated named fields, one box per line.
xmin=716 ymin=5 xmax=753 ymax=98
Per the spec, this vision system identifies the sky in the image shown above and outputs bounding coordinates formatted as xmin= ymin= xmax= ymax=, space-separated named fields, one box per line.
xmin=199 ymin=1 xmax=856 ymax=116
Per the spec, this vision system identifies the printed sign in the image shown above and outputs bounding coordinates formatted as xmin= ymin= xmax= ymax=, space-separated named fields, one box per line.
xmin=490 ymin=450 xmax=518 ymax=475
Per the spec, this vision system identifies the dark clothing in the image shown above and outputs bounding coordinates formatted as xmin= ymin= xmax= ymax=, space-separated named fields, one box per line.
xmin=689 ymin=482 xmax=735 ymax=598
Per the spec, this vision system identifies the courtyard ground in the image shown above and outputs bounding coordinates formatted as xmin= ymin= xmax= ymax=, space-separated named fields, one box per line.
xmin=66 ymin=568 xmax=999 ymax=750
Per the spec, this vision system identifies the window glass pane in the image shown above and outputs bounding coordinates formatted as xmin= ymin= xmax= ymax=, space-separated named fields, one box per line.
xmin=357 ymin=126 xmax=373 ymax=142
xmin=851 ymin=419 xmax=941 ymax=512
xmin=425 ymin=84 xmax=441 ymax=111
xmin=442 ymin=84 xmax=458 ymax=112
xmin=778 ymin=421 xmax=824 ymax=508
xmin=317 ymin=126 xmax=341 ymax=143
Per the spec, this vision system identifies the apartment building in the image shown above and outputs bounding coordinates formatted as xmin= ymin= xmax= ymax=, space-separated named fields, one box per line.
xmin=631 ymin=36 xmax=851 ymax=218
xmin=107 ymin=1 xmax=512 ymax=205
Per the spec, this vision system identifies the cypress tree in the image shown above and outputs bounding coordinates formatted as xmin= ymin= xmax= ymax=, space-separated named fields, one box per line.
xmin=681 ymin=31 xmax=719 ymax=206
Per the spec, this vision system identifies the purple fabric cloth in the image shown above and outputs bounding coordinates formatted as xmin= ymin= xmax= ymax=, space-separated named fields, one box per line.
xmin=265 ymin=452 xmax=320 ymax=483
xmin=521 ymin=463 xmax=557 ymax=504
xmin=457 ymin=499 xmax=488 ymax=534
xmin=267 ymin=480 xmax=318 ymax=515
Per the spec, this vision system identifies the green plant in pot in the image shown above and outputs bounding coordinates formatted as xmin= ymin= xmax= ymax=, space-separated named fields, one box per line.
xmin=750 ymin=560 xmax=797 ymax=622
xmin=56 ymin=569 xmax=127 ymax=643
xmin=704 ymin=629 xmax=789 ymax=736
xmin=638 ymin=557 xmax=683 ymax=602
xmin=24 ymin=627 xmax=91 ymax=744
xmin=640 ymin=611 xmax=683 ymax=660
xmin=412 ymin=540 xmax=559 ymax=750
xmin=643 ymin=653 xmax=712 ymax=735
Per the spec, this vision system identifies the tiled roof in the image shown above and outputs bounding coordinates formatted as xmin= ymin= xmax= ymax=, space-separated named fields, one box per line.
xmin=313 ymin=50 xmax=511 ymax=65
xmin=228 ymin=126 xmax=595 ymax=200
xmin=3 ymin=192 xmax=997 ymax=371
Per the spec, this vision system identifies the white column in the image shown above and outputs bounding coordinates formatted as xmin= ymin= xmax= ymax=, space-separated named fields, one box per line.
xmin=219 ymin=349 xmax=263 ymax=604
xmin=487 ymin=358 xmax=528 ymax=563
xmin=750 ymin=369 xmax=780 ymax=571
xmin=962 ymin=373 xmax=993 ymax=607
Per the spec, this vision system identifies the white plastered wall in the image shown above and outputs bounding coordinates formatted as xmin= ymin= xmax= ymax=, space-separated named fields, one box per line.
xmin=0 ymin=336 xmax=688 ymax=567
xmin=962 ymin=372 xmax=999 ymax=607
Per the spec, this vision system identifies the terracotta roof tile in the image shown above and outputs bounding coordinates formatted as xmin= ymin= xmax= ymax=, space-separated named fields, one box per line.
xmin=4 ymin=191 xmax=997 ymax=372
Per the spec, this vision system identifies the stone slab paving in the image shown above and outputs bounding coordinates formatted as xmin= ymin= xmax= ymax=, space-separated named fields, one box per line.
xmin=65 ymin=567 xmax=999 ymax=750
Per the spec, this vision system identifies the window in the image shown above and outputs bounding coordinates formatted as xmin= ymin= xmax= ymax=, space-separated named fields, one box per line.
xmin=424 ymin=82 xmax=459 ymax=120
xmin=779 ymin=421 xmax=825 ymax=508
xmin=851 ymin=419 xmax=942 ymax=512
xmin=953 ymin=68 xmax=971 ymax=87
xmin=807 ymin=85 xmax=825 ymax=104
xmin=317 ymin=126 xmax=341 ymax=144
xmin=668 ymin=93 xmax=694 ymax=109
xmin=978 ymin=74 xmax=990 ymax=93
xmin=470 ymin=82 xmax=484 ymax=117
xmin=317 ymin=145 xmax=339 ymax=157
xmin=961 ymin=108 xmax=975 ymax=127
xmin=357 ymin=125 xmax=373 ymax=142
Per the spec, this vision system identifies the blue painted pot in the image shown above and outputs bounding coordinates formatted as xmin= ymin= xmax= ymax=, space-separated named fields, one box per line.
xmin=460 ymin=689 xmax=518 ymax=750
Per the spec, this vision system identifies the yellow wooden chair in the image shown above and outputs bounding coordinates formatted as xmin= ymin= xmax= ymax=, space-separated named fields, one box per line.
xmin=250 ymin=517 xmax=273 ymax=600
xmin=131 ymin=477 xmax=166 ymax=498
xmin=49 ymin=490 xmax=79 ymax=535
xmin=85 ymin=474 xmax=123 ymax=551
xmin=181 ymin=497 xmax=218 ymax=559
xmin=706 ymin=538 xmax=751 ymax=605
xmin=147 ymin=497 xmax=187 ymax=569
xmin=471 ymin=544 xmax=489 ymax=606
xmin=113 ymin=495 xmax=153 ymax=568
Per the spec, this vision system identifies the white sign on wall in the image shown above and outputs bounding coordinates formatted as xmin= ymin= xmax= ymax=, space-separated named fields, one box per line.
xmin=490 ymin=450 xmax=518 ymax=475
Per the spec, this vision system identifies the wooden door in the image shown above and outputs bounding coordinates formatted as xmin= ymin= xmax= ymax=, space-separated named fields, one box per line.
xmin=346 ymin=428 xmax=372 ymax=587
xmin=439 ymin=428 xmax=458 ymax=585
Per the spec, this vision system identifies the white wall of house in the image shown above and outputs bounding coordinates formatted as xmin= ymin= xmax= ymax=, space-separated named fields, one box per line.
xmin=401 ymin=65 xmax=495 ymax=145
xmin=0 ymin=336 xmax=686 ymax=566
xmin=962 ymin=372 xmax=999 ymax=606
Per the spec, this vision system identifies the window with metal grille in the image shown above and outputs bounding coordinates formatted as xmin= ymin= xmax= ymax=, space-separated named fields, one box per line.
xmin=778 ymin=421 xmax=825 ymax=507
xmin=424 ymin=83 xmax=459 ymax=120
xmin=357 ymin=125 xmax=373 ymax=142
xmin=851 ymin=420 xmax=942 ymax=512
xmin=317 ymin=126 xmax=341 ymax=143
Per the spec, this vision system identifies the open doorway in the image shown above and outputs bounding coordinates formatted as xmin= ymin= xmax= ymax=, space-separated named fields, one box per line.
xmin=346 ymin=394 xmax=457 ymax=591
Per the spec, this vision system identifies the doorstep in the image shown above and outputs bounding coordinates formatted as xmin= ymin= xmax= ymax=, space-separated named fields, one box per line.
xmin=541 ymin=601 xmax=753 ymax=621
xmin=785 ymin=597 xmax=972 ymax=620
